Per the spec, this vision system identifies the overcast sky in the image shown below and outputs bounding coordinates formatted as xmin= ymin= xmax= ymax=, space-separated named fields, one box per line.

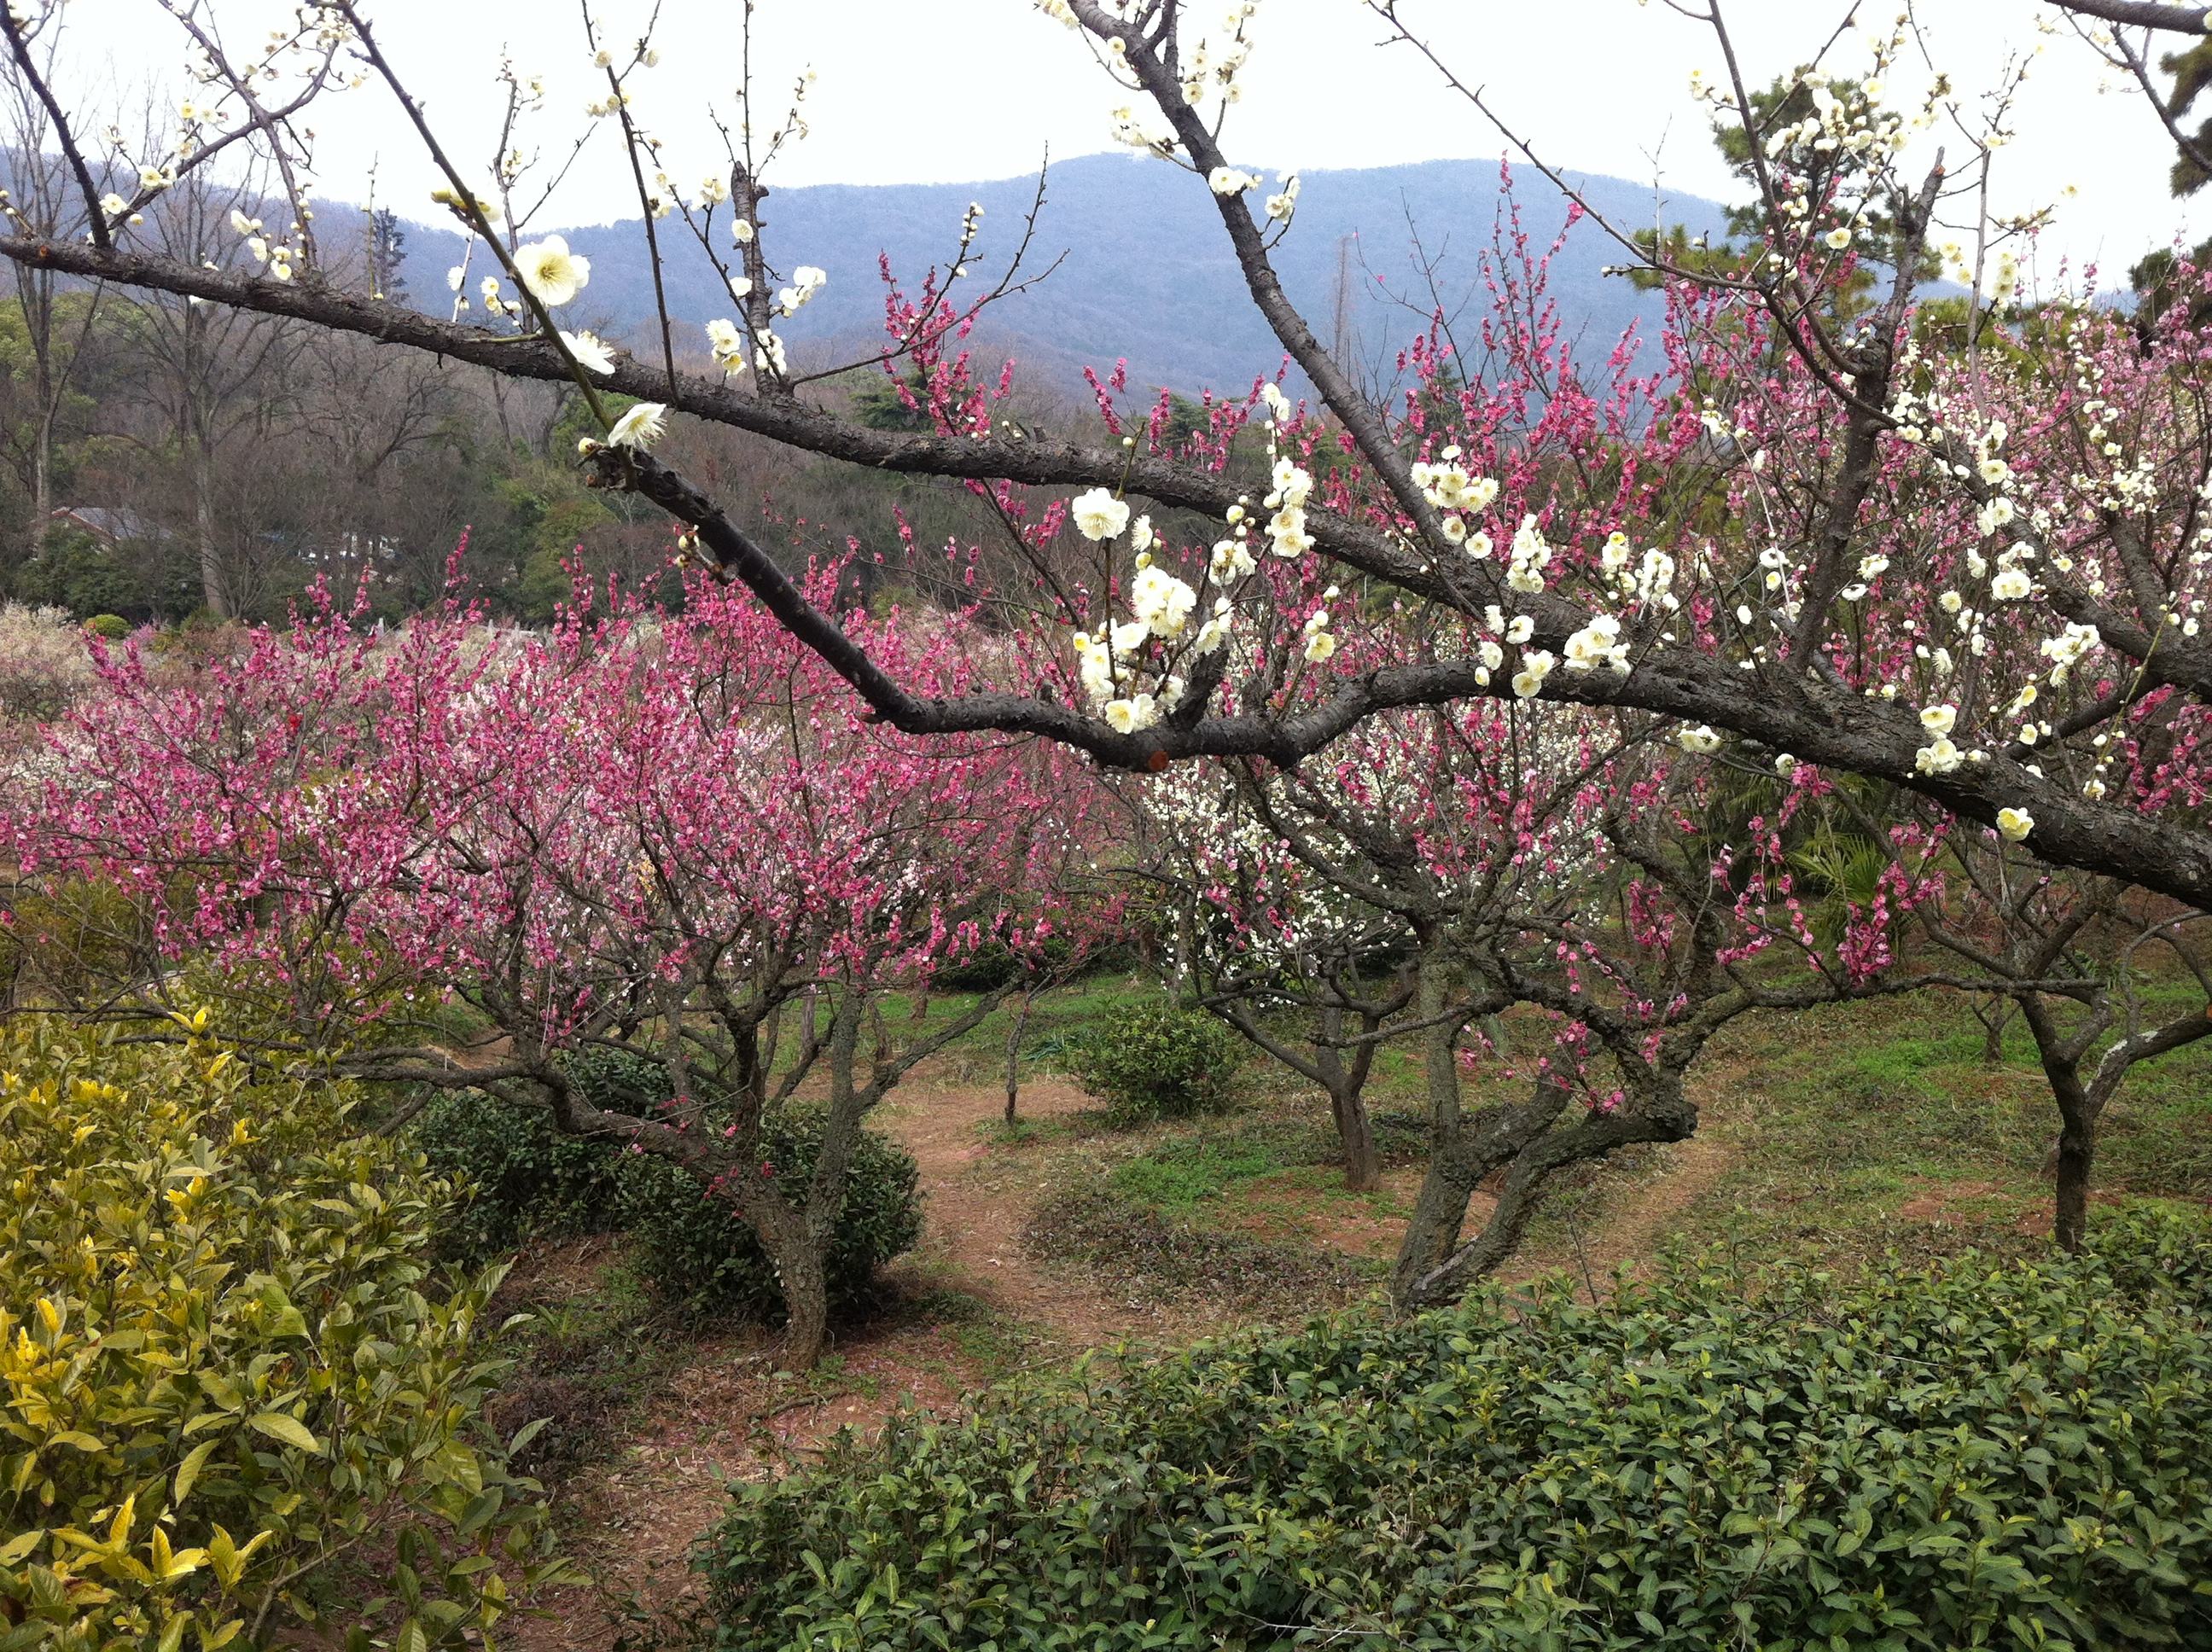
xmin=62 ymin=0 xmax=2212 ymax=285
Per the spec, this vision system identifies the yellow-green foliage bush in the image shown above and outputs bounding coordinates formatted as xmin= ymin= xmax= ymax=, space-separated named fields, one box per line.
xmin=0 ymin=1017 xmax=566 ymax=1652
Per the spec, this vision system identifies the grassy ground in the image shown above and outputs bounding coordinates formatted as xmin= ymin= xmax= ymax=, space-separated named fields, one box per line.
xmin=932 ymin=971 xmax=2212 ymax=1294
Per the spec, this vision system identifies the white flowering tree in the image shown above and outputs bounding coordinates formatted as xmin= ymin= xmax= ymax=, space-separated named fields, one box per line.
xmin=1131 ymin=754 xmax=1417 ymax=1192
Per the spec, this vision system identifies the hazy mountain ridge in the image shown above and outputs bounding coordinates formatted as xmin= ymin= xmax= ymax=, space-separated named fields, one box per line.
xmin=381 ymin=154 xmax=1732 ymax=398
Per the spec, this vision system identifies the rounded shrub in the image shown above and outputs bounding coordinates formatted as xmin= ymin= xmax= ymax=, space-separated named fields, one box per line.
xmin=411 ymin=1045 xmax=722 ymax=1259
xmin=1062 ymin=1000 xmax=1240 ymax=1124
xmin=79 ymin=613 xmax=131 ymax=640
xmin=703 ymin=1206 xmax=2212 ymax=1651
xmin=619 ymin=1107 xmax=922 ymax=1320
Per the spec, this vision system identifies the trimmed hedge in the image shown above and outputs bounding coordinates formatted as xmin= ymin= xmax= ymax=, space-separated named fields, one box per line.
xmin=410 ymin=1090 xmax=629 ymax=1259
xmin=414 ymin=1050 xmax=922 ymax=1321
xmin=703 ymin=1207 xmax=2212 ymax=1650
xmin=0 ymin=1017 xmax=562 ymax=1652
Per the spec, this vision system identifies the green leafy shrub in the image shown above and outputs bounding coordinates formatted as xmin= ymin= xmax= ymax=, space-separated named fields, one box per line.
xmin=1062 ymin=1001 xmax=1240 ymax=1124
xmin=79 ymin=614 xmax=131 ymax=641
xmin=706 ymin=1205 xmax=2212 ymax=1651
xmin=619 ymin=1107 xmax=922 ymax=1320
xmin=410 ymin=1046 xmax=719 ymax=1259
xmin=0 ymin=1017 xmax=563 ymax=1652
xmin=418 ymin=1049 xmax=923 ymax=1322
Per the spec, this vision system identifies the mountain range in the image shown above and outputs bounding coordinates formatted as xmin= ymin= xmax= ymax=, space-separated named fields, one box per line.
xmin=378 ymin=153 xmax=1732 ymax=400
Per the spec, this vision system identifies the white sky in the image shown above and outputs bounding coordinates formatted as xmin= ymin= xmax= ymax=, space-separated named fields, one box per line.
xmin=60 ymin=0 xmax=2212 ymax=282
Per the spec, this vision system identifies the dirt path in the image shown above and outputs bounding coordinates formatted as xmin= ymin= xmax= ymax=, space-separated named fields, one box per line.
xmin=874 ymin=1075 xmax=1147 ymax=1346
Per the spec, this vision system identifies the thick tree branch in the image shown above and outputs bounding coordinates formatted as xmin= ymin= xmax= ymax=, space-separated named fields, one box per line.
xmin=2046 ymin=0 xmax=2209 ymax=32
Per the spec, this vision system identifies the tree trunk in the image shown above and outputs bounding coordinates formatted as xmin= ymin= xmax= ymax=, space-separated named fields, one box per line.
xmin=775 ymin=1236 xmax=831 ymax=1369
xmin=2019 ymin=994 xmax=2098 ymax=1254
xmin=1330 ymin=1079 xmax=1381 ymax=1192
xmin=1391 ymin=950 xmax=1475 ymax=1297
xmin=1004 ymin=988 xmax=1033 ymax=1125
xmin=191 ymin=422 xmax=226 ymax=617
xmin=1976 ymin=997 xmax=2011 ymax=1066
xmin=1313 ymin=1004 xmax=1382 ymax=1191
xmin=2052 ymin=1091 xmax=2095 ymax=1254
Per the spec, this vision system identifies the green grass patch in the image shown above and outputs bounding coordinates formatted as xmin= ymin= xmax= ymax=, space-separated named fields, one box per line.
xmin=1109 ymin=1135 xmax=1286 ymax=1209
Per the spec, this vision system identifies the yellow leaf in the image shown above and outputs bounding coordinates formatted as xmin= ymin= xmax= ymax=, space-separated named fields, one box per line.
xmin=247 ymin=1412 xmax=323 ymax=1456
xmin=173 ymin=1438 xmax=218 ymax=1505
xmin=0 ymin=1527 xmax=42 ymax=1565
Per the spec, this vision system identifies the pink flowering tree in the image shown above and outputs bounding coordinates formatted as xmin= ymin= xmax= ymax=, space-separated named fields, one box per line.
xmin=12 ymin=0 xmax=2212 ymax=1276
xmin=3 ymin=0 xmax=2204 ymax=901
xmin=5 ymin=568 xmax=1088 ymax=1364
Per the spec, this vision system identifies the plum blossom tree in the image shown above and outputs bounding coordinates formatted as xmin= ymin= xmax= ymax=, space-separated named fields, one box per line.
xmin=0 ymin=1 xmax=2198 ymax=892
xmin=9 ymin=0 xmax=2212 ymax=1264
xmin=1124 ymin=669 xmax=1990 ymax=1307
xmin=4 ymin=565 xmax=1089 ymax=1364
xmin=1135 ymin=757 xmax=1415 ymax=1192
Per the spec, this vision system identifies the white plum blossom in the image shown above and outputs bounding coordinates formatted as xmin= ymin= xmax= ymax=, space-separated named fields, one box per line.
xmin=605 ymin=401 xmax=667 ymax=450
xmin=515 ymin=236 xmax=591 ymax=305
xmin=777 ymin=265 xmax=827 ymax=316
xmin=1996 ymin=806 xmax=2034 ymax=842
xmin=1506 ymin=515 xmax=1551 ymax=594
xmin=1071 ymin=488 xmax=1131 ymax=542
xmin=1991 ymin=567 xmax=2033 ymax=602
xmin=1675 ymin=724 xmax=1722 ymax=754
xmin=1131 ymin=564 xmax=1198 ymax=638
xmin=1212 ymin=537 xmax=1258 ymax=579
xmin=1562 ymin=614 xmax=1630 ymax=674
xmin=1634 ymin=548 xmax=1679 ymax=608
xmin=1104 ymin=694 xmax=1159 ymax=735
xmin=1511 ymin=649 xmax=1555 ymax=699
xmin=705 ymin=317 xmax=747 ymax=374
xmin=561 ymin=330 xmax=618 ymax=375
xmin=1919 ymin=703 xmax=1957 ymax=736
xmin=1915 ymin=737 xmax=1964 ymax=775
xmin=2040 ymin=621 xmax=2099 ymax=681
